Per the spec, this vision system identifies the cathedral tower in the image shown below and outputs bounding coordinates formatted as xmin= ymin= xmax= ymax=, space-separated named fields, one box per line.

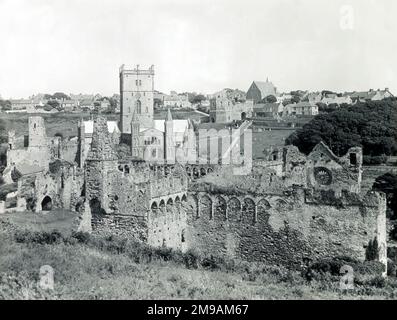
xmin=119 ymin=64 xmax=154 ymax=134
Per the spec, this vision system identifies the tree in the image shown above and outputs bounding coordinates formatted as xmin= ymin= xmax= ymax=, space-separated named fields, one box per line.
xmin=262 ymin=95 xmax=277 ymax=103
xmin=0 ymin=100 xmax=11 ymax=111
xmin=43 ymin=104 xmax=54 ymax=112
xmin=47 ymin=100 xmax=59 ymax=108
xmin=192 ymin=94 xmax=206 ymax=104
xmin=373 ymin=173 xmax=397 ymax=220
xmin=321 ymin=90 xmax=335 ymax=96
xmin=291 ymin=95 xmax=300 ymax=104
xmin=286 ymin=100 xmax=397 ymax=158
xmin=0 ymin=119 xmax=7 ymax=144
xmin=154 ymin=98 xmax=163 ymax=108
xmin=53 ymin=92 xmax=70 ymax=100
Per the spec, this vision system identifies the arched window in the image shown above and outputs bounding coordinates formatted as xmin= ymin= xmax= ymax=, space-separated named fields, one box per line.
xmin=136 ymin=100 xmax=142 ymax=114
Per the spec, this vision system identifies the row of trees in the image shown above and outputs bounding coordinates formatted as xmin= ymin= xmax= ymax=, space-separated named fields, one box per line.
xmin=286 ymin=100 xmax=397 ymax=161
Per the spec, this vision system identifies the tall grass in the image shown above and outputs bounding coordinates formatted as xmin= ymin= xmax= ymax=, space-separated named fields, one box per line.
xmin=1 ymin=228 xmax=397 ymax=300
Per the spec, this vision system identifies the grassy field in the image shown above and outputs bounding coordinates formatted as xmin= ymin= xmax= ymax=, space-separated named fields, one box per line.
xmin=252 ymin=129 xmax=295 ymax=159
xmin=0 ymin=212 xmax=396 ymax=300
xmin=154 ymin=109 xmax=207 ymax=122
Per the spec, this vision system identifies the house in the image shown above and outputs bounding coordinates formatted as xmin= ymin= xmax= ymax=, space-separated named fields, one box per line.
xmin=59 ymin=99 xmax=78 ymax=112
xmin=321 ymin=96 xmax=352 ymax=106
xmin=79 ymin=99 xmax=95 ymax=110
xmin=70 ymin=94 xmax=95 ymax=102
xmin=277 ymin=93 xmax=293 ymax=103
xmin=344 ymin=88 xmax=393 ymax=102
xmin=305 ymin=92 xmax=323 ymax=103
xmin=371 ymin=88 xmax=394 ymax=101
xmin=209 ymin=97 xmax=253 ymax=123
xmin=163 ymin=91 xmax=191 ymax=108
xmin=253 ymin=102 xmax=284 ymax=118
xmin=10 ymin=99 xmax=34 ymax=111
xmin=99 ymin=99 xmax=111 ymax=111
xmin=246 ymin=78 xmax=277 ymax=104
xmin=209 ymin=88 xmax=246 ymax=102
xmin=284 ymin=102 xmax=318 ymax=116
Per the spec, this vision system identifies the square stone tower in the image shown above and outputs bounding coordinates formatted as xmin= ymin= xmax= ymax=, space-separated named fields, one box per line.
xmin=119 ymin=64 xmax=154 ymax=133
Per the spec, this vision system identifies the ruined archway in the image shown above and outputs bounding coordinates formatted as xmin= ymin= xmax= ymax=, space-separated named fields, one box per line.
xmin=200 ymin=167 xmax=207 ymax=177
xmin=41 ymin=196 xmax=53 ymax=211
xmin=193 ymin=167 xmax=199 ymax=179
xmin=256 ymin=199 xmax=271 ymax=223
xmin=242 ymin=198 xmax=256 ymax=223
xmin=186 ymin=166 xmax=192 ymax=177
xmin=166 ymin=198 xmax=173 ymax=214
xmin=159 ymin=199 xmax=166 ymax=213
xmin=227 ymin=197 xmax=241 ymax=223
xmin=151 ymin=202 xmax=158 ymax=216
xmin=241 ymin=112 xmax=247 ymax=120
xmin=199 ymin=194 xmax=212 ymax=219
xmin=175 ymin=196 xmax=181 ymax=215
xmin=214 ymin=195 xmax=227 ymax=220
xmin=90 ymin=198 xmax=106 ymax=216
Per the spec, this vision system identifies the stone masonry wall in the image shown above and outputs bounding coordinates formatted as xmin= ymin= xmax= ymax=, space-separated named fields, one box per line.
xmin=185 ymin=188 xmax=387 ymax=270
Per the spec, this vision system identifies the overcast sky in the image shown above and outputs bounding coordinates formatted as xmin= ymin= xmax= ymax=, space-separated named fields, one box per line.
xmin=0 ymin=0 xmax=396 ymax=99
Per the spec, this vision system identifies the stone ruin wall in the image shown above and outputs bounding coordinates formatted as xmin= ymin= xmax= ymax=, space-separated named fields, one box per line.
xmin=282 ymin=144 xmax=362 ymax=194
xmin=185 ymin=188 xmax=387 ymax=269
xmin=16 ymin=164 xmax=85 ymax=213
xmin=84 ymin=157 xmax=189 ymax=249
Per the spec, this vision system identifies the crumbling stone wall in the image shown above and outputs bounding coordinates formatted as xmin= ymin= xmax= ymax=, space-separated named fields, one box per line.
xmin=16 ymin=162 xmax=84 ymax=213
xmin=185 ymin=187 xmax=387 ymax=270
xmin=84 ymin=116 xmax=189 ymax=250
xmin=60 ymin=139 xmax=79 ymax=164
xmin=283 ymin=143 xmax=362 ymax=194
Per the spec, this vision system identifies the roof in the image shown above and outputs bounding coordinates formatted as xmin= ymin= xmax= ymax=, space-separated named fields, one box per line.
xmin=152 ymin=119 xmax=189 ymax=133
xmin=253 ymin=103 xmax=282 ymax=112
xmin=83 ymin=120 xmax=120 ymax=134
xmin=10 ymin=99 xmax=33 ymax=104
xmin=80 ymin=99 xmax=94 ymax=106
xmin=252 ymin=80 xmax=276 ymax=97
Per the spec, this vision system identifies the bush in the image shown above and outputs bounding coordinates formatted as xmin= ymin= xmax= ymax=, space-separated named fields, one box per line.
xmin=363 ymin=155 xmax=388 ymax=165
xmin=183 ymin=249 xmax=201 ymax=269
xmin=304 ymin=256 xmax=384 ymax=281
xmin=367 ymin=275 xmax=386 ymax=288
xmin=14 ymin=230 xmax=63 ymax=245
xmin=71 ymin=231 xmax=91 ymax=244
xmin=366 ymin=238 xmax=380 ymax=261
xmin=387 ymin=259 xmax=396 ymax=277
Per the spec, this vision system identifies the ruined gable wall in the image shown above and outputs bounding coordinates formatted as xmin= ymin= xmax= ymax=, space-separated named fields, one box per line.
xmin=185 ymin=188 xmax=387 ymax=269
xmin=282 ymin=145 xmax=362 ymax=193
xmin=60 ymin=139 xmax=79 ymax=164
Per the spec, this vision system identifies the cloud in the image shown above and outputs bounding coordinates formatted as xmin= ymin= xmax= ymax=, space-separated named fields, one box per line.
xmin=0 ymin=0 xmax=396 ymax=98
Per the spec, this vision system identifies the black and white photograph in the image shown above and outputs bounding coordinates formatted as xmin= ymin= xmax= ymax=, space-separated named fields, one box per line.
xmin=0 ymin=0 xmax=396 ymax=305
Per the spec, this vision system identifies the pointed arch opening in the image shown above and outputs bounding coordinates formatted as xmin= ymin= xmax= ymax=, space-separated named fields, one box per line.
xmin=227 ymin=197 xmax=241 ymax=223
xmin=214 ymin=195 xmax=227 ymax=220
xmin=41 ymin=196 xmax=52 ymax=211
xmin=199 ymin=194 xmax=212 ymax=219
